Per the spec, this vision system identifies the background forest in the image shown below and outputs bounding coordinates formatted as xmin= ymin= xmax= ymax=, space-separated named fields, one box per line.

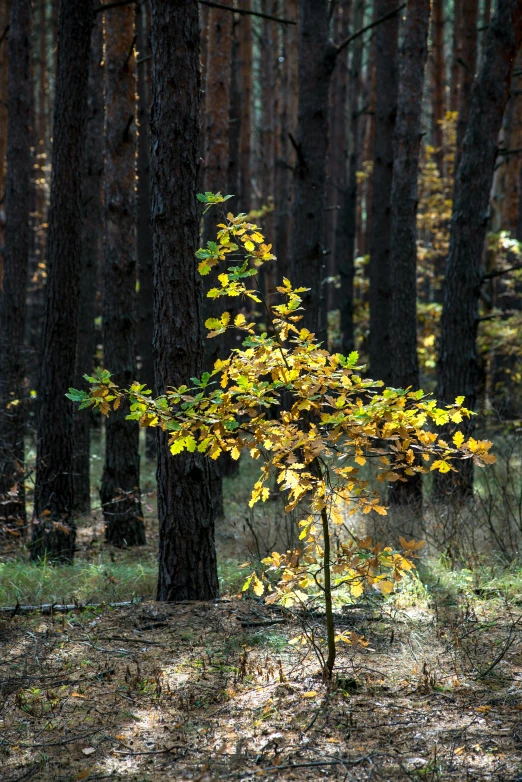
xmin=1 ymin=0 xmax=522 ymax=780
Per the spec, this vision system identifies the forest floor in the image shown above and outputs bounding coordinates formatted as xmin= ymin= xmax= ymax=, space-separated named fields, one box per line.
xmin=1 ymin=454 xmax=522 ymax=781
xmin=0 ymin=586 xmax=521 ymax=781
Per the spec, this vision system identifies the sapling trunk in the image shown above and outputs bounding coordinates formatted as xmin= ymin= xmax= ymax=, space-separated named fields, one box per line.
xmin=320 ymin=504 xmax=336 ymax=679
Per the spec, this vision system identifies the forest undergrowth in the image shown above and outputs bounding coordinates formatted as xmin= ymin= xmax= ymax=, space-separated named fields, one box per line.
xmin=1 ymin=442 xmax=522 ymax=781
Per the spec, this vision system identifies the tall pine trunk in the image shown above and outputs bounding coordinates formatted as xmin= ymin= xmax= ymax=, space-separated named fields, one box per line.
xmin=431 ymin=0 xmax=445 ymax=174
xmin=238 ymin=0 xmax=253 ymax=214
xmin=368 ymin=0 xmax=400 ymax=384
xmin=0 ymin=0 xmax=10 ymax=199
xmin=136 ymin=0 xmax=155 ymax=460
xmin=455 ymin=0 xmax=479 ymax=170
xmin=291 ymin=0 xmax=336 ymax=343
xmin=101 ymin=4 xmax=145 ymax=547
xmin=73 ymin=10 xmax=103 ymax=516
xmin=32 ymin=0 xmax=93 ymax=562
xmin=338 ymin=0 xmax=364 ymax=356
xmin=388 ymin=0 xmax=431 ymax=514
xmin=0 ymin=0 xmax=32 ymax=536
xmin=150 ymin=0 xmax=218 ymax=601
xmin=436 ymin=0 xmax=522 ymax=500
xmin=275 ymin=0 xmax=298 ymax=282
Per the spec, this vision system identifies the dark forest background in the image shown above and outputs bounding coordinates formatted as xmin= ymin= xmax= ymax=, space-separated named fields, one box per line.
xmin=1 ymin=0 xmax=522 ymax=596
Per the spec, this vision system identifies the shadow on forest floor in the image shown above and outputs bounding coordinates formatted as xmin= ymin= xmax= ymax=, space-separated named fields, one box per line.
xmin=0 ymin=584 xmax=521 ymax=781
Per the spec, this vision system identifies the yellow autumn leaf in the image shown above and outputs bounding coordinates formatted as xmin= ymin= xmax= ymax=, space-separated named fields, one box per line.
xmin=453 ymin=430 xmax=465 ymax=448
xmin=231 ymin=445 xmax=241 ymax=460
xmin=375 ymin=580 xmax=394 ymax=595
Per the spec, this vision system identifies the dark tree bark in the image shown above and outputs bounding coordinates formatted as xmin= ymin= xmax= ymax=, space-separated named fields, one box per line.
xmin=388 ymin=0 xmax=431 ymax=512
xmin=228 ymin=12 xmax=241 ymax=199
xmin=290 ymin=0 xmax=336 ymax=344
xmin=449 ymin=0 xmax=462 ymax=113
xmin=261 ymin=0 xmax=277 ymax=300
xmin=73 ymin=9 xmax=103 ymax=516
xmin=0 ymin=0 xmax=32 ymax=535
xmin=150 ymin=0 xmax=218 ymax=601
xmin=32 ymin=0 xmax=93 ymax=562
xmin=338 ymin=0 xmax=364 ymax=356
xmin=238 ymin=0 xmax=253 ymax=214
xmin=136 ymin=0 xmax=155 ymax=460
xmin=389 ymin=0 xmax=430 ymax=391
xmin=275 ymin=0 xmax=298 ymax=282
xmin=431 ymin=0 xmax=445 ymax=173
xmin=436 ymin=0 xmax=522 ymax=499
xmin=101 ymin=4 xmax=145 ymax=547
xmin=0 ymin=0 xmax=10 ymax=200
xmin=327 ymin=0 xmax=350 ymax=315
xmin=368 ymin=0 xmax=400 ymax=384
xmin=203 ymin=0 xmax=232 ymax=239
xmin=455 ymin=0 xmax=479 ymax=170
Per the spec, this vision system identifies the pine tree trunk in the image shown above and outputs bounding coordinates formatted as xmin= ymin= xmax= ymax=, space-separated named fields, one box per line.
xmin=291 ymin=0 xmax=336 ymax=343
xmin=431 ymin=0 xmax=445 ymax=173
xmin=388 ymin=0 xmax=431 ymax=513
xmin=368 ymin=0 xmax=400 ymax=384
xmin=0 ymin=0 xmax=32 ymax=536
xmin=150 ymin=0 xmax=218 ymax=601
xmin=32 ymin=0 xmax=93 ymax=562
xmin=0 ymin=0 xmax=10 ymax=200
xmin=455 ymin=0 xmax=479 ymax=170
xmin=449 ymin=1 xmax=462 ymax=113
xmin=203 ymin=0 xmax=232 ymax=237
xmin=101 ymin=4 xmax=145 ymax=547
xmin=73 ymin=9 xmax=103 ymax=516
xmin=338 ymin=0 xmax=364 ymax=356
xmin=228 ymin=12 xmax=241 ymax=199
xmin=136 ymin=0 xmax=155 ymax=460
xmin=275 ymin=0 xmax=298 ymax=282
xmin=261 ymin=0 xmax=277 ymax=301
xmin=436 ymin=0 xmax=522 ymax=500
xmin=327 ymin=0 xmax=350 ymax=316
xmin=238 ymin=0 xmax=253 ymax=214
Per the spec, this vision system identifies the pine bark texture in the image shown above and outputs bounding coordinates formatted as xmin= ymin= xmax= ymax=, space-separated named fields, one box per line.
xmin=150 ymin=0 xmax=218 ymax=601
xmin=203 ymin=0 xmax=232 ymax=240
xmin=389 ymin=0 xmax=430 ymax=391
xmin=238 ymin=0 xmax=253 ymax=214
xmin=136 ymin=0 xmax=155 ymax=460
xmin=32 ymin=0 xmax=93 ymax=562
xmin=0 ymin=0 xmax=10 ymax=199
xmin=328 ymin=0 xmax=350 ymax=315
xmin=73 ymin=11 xmax=103 ymax=515
xmin=436 ymin=0 xmax=522 ymax=498
xmin=339 ymin=0 xmax=364 ymax=356
xmin=261 ymin=0 xmax=277 ymax=300
xmin=431 ymin=0 xmax=445 ymax=173
xmin=0 ymin=0 xmax=32 ymax=534
xmin=368 ymin=0 xmax=400 ymax=384
xmin=275 ymin=0 xmax=298 ymax=281
xmin=388 ymin=0 xmax=430 ymax=512
xmin=449 ymin=0 xmax=462 ymax=113
xmin=291 ymin=0 xmax=336 ymax=344
xmin=101 ymin=5 xmax=144 ymax=547
xmin=455 ymin=0 xmax=479 ymax=169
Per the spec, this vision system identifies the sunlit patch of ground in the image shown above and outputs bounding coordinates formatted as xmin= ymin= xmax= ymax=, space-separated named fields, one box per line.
xmin=1 ymin=594 xmax=521 ymax=781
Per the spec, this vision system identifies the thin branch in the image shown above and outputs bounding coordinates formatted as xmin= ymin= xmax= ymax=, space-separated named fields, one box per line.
xmin=482 ymin=262 xmax=522 ymax=280
xmin=199 ymin=0 xmax=296 ymax=25
xmin=0 ymin=24 xmax=9 ymax=46
xmin=335 ymin=2 xmax=406 ymax=57
xmin=95 ymin=0 xmax=137 ymax=14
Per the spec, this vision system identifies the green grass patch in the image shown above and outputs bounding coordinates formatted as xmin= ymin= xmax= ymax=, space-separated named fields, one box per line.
xmin=0 ymin=557 xmax=157 ymax=606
